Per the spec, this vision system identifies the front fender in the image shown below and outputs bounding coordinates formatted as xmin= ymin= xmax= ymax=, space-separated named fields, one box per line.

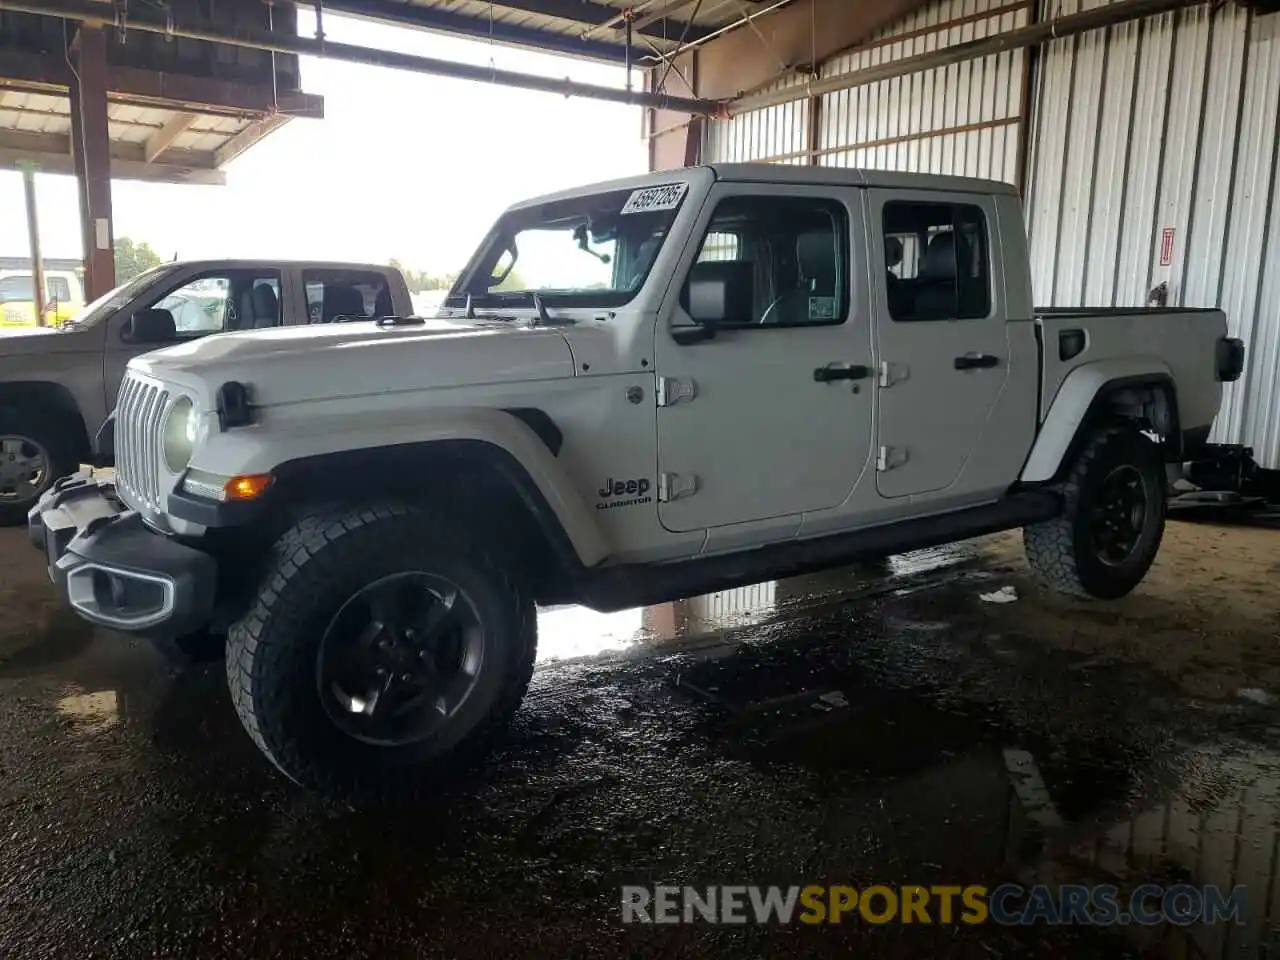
xmin=1020 ymin=358 xmax=1173 ymax=483
xmin=189 ymin=405 xmax=609 ymax=567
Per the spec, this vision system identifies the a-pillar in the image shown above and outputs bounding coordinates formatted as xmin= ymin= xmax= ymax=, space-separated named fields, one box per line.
xmin=68 ymin=24 xmax=116 ymax=299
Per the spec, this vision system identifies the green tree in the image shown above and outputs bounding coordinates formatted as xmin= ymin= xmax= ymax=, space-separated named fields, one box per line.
xmin=114 ymin=238 xmax=163 ymax=285
xmin=389 ymin=259 xmax=458 ymax=294
xmin=493 ymin=269 xmax=527 ymax=292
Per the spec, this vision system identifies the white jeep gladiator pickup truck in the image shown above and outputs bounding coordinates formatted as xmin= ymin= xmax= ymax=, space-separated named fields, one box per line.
xmin=28 ymin=164 xmax=1243 ymax=799
xmin=0 ymin=259 xmax=413 ymax=525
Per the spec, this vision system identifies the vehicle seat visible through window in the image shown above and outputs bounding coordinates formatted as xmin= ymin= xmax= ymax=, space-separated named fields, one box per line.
xmin=321 ymin=284 xmax=367 ymax=323
xmin=913 ymin=231 xmax=967 ymax=318
xmin=251 ymin=284 xmax=280 ymax=328
xmin=763 ymin=232 xmax=835 ymax=325
xmin=372 ymin=286 xmax=394 ymax=319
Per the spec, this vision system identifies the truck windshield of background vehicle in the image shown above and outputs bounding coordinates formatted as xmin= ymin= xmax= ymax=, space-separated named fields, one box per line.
xmin=0 ymin=275 xmax=36 ymax=304
xmin=447 ymin=183 xmax=690 ymax=310
xmin=58 ymin=264 xmax=181 ymax=331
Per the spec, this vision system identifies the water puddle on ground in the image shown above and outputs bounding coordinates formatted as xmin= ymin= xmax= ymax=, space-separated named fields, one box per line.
xmin=54 ymin=688 xmax=119 ymax=733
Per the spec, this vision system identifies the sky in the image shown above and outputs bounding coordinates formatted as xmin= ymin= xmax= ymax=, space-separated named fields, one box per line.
xmin=0 ymin=12 xmax=648 ymax=276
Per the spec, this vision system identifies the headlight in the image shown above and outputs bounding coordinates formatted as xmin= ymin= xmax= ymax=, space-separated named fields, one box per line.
xmin=162 ymin=397 xmax=198 ymax=472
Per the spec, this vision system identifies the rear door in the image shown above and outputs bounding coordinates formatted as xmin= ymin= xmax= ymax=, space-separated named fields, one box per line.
xmin=869 ymin=191 xmax=1010 ymax=501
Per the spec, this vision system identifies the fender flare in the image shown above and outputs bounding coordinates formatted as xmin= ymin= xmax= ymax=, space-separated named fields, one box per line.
xmin=1020 ymin=359 xmax=1176 ymax=483
xmin=189 ymin=405 xmax=609 ymax=567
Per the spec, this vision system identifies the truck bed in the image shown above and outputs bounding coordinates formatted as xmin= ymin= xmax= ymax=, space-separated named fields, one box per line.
xmin=1034 ymin=307 xmax=1228 ymax=437
xmin=1035 ymin=306 xmax=1223 ymax=319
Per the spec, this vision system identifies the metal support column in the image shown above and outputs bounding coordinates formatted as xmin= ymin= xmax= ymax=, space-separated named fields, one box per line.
xmin=19 ymin=163 xmax=46 ymax=325
xmin=69 ymin=25 xmax=116 ymax=299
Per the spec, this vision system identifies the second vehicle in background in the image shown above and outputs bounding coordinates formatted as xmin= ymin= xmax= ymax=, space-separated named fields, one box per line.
xmin=0 ymin=259 xmax=414 ymax=524
xmin=0 ymin=268 xmax=84 ymax=329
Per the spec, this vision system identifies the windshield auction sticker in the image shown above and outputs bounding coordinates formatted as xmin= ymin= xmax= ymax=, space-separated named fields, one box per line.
xmin=621 ymin=183 xmax=689 ymax=215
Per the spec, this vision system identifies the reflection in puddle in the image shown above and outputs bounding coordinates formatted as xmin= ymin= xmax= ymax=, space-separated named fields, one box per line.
xmin=55 ymin=689 xmax=119 ymax=732
xmin=1003 ymin=743 xmax=1280 ymax=958
xmin=534 ymin=543 xmax=989 ymax=665
xmin=534 ymin=543 xmax=994 ymax=665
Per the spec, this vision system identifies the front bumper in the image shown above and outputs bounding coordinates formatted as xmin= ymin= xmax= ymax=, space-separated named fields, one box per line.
xmin=28 ymin=470 xmax=217 ymax=637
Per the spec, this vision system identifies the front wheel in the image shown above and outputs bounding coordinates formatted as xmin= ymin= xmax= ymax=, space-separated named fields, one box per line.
xmin=226 ymin=503 xmax=536 ymax=801
xmin=1024 ymin=425 xmax=1167 ymax=599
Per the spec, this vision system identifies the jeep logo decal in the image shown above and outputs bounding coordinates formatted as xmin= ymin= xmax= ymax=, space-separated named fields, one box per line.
xmin=596 ymin=477 xmax=653 ymax=511
xmin=598 ymin=477 xmax=650 ymax=498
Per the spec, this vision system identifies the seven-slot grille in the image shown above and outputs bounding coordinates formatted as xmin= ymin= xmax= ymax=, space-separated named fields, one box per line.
xmin=114 ymin=374 xmax=170 ymax=511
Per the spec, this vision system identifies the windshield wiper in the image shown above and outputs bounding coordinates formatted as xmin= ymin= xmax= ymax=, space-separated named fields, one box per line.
xmin=532 ymin=293 xmax=574 ymax=328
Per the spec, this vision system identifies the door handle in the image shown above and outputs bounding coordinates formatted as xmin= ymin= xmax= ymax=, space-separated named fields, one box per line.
xmin=954 ymin=353 xmax=1000 ymax=370
xmin=814 ymin=364 xmax=871 ymax=383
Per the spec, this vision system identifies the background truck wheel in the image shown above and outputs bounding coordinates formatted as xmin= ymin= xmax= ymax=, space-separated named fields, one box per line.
xmin=226 ymin=503 xmax=536 ymax=802
xmin=1024 ymin=425 xmax=1167 ymax=600
xmin=0 ymin=410 xmax=78 ymax=527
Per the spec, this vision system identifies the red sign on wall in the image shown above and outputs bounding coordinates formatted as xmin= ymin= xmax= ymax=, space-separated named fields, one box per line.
xmin=1160 ymin=227 xmax=1176 ymax=267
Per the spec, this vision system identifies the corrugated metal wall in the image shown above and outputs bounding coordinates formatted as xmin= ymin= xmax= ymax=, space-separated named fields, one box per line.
xmin=817 ymin=0 xmax=1029 ymax=180
xmin=703 ymin=0 xmax=1030 ymax=178
xmin=1026 ymin=0 xmax=1280 ymax=463
xmin=704 ymin=74 xmax=811 ymax=165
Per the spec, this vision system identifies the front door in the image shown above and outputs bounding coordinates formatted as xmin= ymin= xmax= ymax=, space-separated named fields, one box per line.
xmin=869 ymin=191 xmax=1010 ymax=501
xmin=653 ymin=183 xmax=874 ymax=533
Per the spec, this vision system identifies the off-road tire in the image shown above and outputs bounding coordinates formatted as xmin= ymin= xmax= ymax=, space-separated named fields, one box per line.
xmin=0 ymin=408 xmax=79 ymax=526
xmin=1024 ymin=424 xmax=1166 ymax=599
xmin=226 ymin=503 xmax=536 ymax=802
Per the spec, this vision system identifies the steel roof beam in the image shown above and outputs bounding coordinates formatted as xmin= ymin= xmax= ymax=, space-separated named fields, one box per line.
xmin=3 ymin=0 xmax=722 ymax=114
xmin=316 ymin=0 xmax=682 ymax=62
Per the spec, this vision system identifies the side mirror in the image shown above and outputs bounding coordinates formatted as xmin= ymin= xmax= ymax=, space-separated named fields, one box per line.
xmin=123 ymin=308 xmax=177 ymax=344
xmin=674 ymin=261 xmax=753 ymax=345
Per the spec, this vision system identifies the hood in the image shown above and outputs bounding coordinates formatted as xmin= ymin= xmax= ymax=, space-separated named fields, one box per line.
xmin=0 ymin=325 xmax=98 ymax=356
xmin=130 ymin=318 xmax=576 ymax=405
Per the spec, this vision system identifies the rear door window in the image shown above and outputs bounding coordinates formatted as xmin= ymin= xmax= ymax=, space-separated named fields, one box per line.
xmin=882 ymin=202 xmax=991 ymax=322
xmin=303 ymin=270 xmax=393 ymax=323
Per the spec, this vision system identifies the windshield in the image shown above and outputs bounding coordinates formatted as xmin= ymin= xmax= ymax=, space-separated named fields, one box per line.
xmin=59 ymin=263 xmax=179 ymax=330
xmin=0 ymin=276 xmax=34 ymax=304
xmin=448 ymin=183 xmax=689 ymax=309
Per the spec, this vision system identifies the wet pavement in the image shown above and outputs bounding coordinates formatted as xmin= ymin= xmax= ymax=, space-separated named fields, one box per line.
xmin=0 ymin=522 xmax=1278 ymax=958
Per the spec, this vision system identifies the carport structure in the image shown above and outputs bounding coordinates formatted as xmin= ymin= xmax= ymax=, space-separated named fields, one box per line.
xmin=6 ymin=0 xmax=1280 ymax=465
xmin=0 ymin=0 xmax=322 ymax=302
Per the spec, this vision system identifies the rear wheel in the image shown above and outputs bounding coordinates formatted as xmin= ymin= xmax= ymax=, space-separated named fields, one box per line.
xmin=1024 ymin=425 xmax=1167 ymax=599
xmin=226 ymin=503 xmax=535 ymax=802
xmin=0 ymin=410 xmax=79 ymax=526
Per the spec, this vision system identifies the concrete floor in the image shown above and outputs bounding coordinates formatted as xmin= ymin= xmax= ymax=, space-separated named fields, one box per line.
xmin=0 ymin=518 xmax=1278 ymax=958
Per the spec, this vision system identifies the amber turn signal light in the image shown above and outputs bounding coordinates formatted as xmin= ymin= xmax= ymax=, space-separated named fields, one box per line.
xmin=224 ymin=473 xmax=273 ymax=502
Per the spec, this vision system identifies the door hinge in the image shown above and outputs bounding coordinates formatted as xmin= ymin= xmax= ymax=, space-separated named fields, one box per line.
xmin=658 ymin=472 xmax=699 ymax=502
xmin=656 ymin=377 xmax=697 ymax=407
xmin=879 ymin=362 xmax=909 ymax=388
xmin=877 ymin=446 xmax=909 ymax=472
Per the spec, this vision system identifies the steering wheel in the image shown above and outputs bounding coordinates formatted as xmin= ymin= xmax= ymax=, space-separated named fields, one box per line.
xmin=758 ymin=293 xmax=794 ymax=326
